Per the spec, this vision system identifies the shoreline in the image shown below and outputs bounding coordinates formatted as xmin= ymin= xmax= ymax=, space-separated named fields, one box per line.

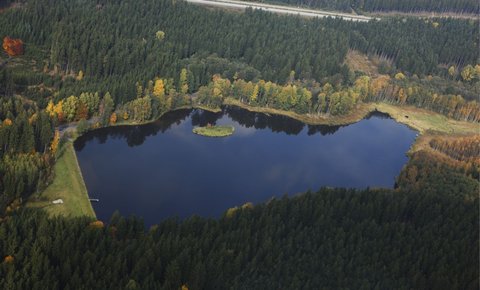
xmin=223 ymin=98 xmax=478 ymax=135
xmin=36 ymin=100 xmax=478 ymax=219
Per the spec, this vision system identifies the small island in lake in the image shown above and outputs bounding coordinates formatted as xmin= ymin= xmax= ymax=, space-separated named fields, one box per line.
xmin=193 ymin=124 xmax=235 ymax=137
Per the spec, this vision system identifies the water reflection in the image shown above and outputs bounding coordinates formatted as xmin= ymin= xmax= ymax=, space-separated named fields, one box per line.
xmin=75 ymin=107 xmax=417 ymax=226
xmin=75 ymin=109 xmax=192 ymax=150
xmin=76 ymin=107 xmax=369 ymax=149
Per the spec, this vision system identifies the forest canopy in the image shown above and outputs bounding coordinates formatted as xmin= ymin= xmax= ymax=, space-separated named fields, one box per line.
xmin=0 ymin=1 xmax=478 ymax=289
xmin=0 ymin=0 xmax=478 ymax=105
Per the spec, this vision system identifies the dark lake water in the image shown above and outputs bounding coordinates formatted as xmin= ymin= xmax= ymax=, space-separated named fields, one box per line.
xmin=75 ymin=107 xmax=417 ymax=226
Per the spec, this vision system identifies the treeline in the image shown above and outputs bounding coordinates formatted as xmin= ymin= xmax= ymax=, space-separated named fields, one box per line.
xmin=44 ymin=71 xmax=193 ymax=132
xmin=0 ymin=0 xmax=478 ymax=107
xmin=429 ymin=135 xmax=480 ymax=163
xmin=363 ymin=74 xmax=480 ymax=122
xmin=254 ymin=0 xmax=479 ymax=14
xmin=197 ymin=74 xmax=359 ymax=115
xmin=0 ymin=184 xmax=478 ymax=289
xmin=0 ymin=96 xmax=55 ymax=214
xmin=193 ymin=73 xmax=480 ymax=121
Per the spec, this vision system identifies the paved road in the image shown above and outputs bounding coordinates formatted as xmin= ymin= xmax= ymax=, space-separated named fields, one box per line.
xmin=185 ymin=0 xmax=375 ymax=22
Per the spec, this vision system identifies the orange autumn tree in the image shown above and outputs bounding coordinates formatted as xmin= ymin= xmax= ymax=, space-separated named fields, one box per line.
xmin=89 ymin=220 xmax=104 ymax=229
xmin=109 ymin=112 xmax=117 ymax=124
xmin=2 ymin=36 xmax=24 ymax=57
xmin=3 ymin=255 xmax=14 ymax=264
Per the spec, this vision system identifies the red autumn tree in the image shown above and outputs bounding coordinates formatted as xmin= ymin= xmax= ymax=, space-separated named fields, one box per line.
xmin=2 ymin=36 xmax=24 ymax=57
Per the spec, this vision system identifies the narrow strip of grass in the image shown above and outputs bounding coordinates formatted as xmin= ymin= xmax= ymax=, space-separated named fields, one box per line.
xmin=27 ymin=141 xmax=96 ymax=219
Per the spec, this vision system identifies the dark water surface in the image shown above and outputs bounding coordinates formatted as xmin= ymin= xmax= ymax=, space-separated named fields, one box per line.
xmin=75 ymin=107 xmax=416 ymax=226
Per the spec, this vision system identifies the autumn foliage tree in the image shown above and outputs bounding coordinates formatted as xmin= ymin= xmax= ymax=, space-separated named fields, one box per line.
xmin=50 ymin=130 xmax=60 ymax=154
xmin=2 ymin=36 xmax=24 ymax=57
xmin=3 ymin=255 xmax=14 ymax=264
xmin=109 ymin=112 xmax=117 ymax=125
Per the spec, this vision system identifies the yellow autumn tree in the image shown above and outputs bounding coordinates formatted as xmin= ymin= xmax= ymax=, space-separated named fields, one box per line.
xmin=110 ymin=112 xmax=117 ymax=124
xmin=54 ymin=100 xmax=64 ymax=122
xmin=180 ymin=68 xmax=189 ymax=94
xmin=395 ymin=72 xmax=406 ymax=80
xmin=225 ymin=207 xmax=238 ymax=218
xmin=3 ymin=118 xmax=12 ymax=126
xmin=29 ymin=113 xmax=37 ymax=124
xmin=250 ymin=84 xmax=259 ymax=103
xmin=397 ymin=88 xmax=407 ymax=104
xmin=241 ymin=202 xmax=254 ymax=210
xmin=354 ymin=76 xmax=371 ymax=100
xmin=213 ymin=87 xmax=221 ymax=98
xmin=153 ymin=79 xmax=165 ymax=98
xmin=50 ymin=130 xmax=60 ymax=154
xmin=46 ymin=100 xmax=55 ymax=117
xmin=77 ymin=70 xmax=84 ymax=81
xmin=461 ymin=65 xmax=475 ymax=81
xmin=123 ymin=111 xmax=129 ymax=120
xmin=448 ymin=66 xmax=456 ymax=77
xmin=370 ymin=75 xmax=391 ymax=96
xmin=155 ymin=30 xmax=165 ymax=41
xmin=89 ymin=220 xmax=104 ymax=229
xmin=475 ymin=64 xmax=480 ymax=78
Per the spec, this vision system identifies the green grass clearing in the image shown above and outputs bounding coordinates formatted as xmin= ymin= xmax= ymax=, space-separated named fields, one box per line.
xmin=27 ymin=141 xmax=96 ymax=219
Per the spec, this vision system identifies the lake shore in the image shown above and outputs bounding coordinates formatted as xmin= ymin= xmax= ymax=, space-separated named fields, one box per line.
xmin=223 ymin=98 xmax=478 ymax=136
xmin=34 ymin=100 xmax=478 ymax=219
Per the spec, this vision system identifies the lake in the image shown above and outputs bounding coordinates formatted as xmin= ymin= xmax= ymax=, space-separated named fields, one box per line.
xmin=75 ymin=107 xmax=417 ymax=226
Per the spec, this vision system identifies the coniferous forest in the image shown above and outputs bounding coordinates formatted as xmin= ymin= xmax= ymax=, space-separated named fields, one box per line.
xmin=0 ymin=0 xmax=478 ymax=289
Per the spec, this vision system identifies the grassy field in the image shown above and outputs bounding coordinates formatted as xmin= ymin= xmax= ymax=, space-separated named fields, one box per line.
xmin=27 ymin=141 xmax=96 ymax=219
xmin=193 ymin=125 xmax=235 ymax=137
xmin=373 ymin=103 xmax=479 ymax=135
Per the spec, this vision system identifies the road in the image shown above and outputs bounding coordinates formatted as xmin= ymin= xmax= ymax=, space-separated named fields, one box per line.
xmin=185 ymin=0 xmax=375 ymax=22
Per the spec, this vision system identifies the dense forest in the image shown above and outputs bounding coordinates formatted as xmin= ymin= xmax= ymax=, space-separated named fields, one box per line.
xmin=0 ymin=0 xmax=478 ymax=212
xmin=0 ymin=182 xmax=478 ymax=289
xmin=0 ymin=0 xmax=477 ymax=204
xmin=0 ymin=96 xmax=55 ymax=214
xmin=0 ymin=0 xmax=478 ymax=105
xmin=0 ymin=1 xmax=478 ymax=289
